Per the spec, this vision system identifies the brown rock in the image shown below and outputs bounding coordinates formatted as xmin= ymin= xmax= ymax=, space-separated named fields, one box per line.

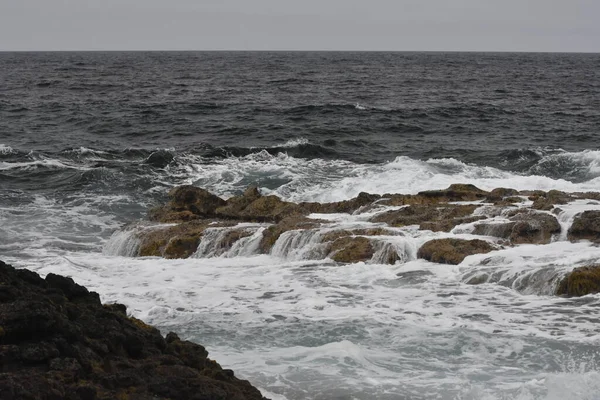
xmin=531 ymin=190 xmax=574 ymax=211
xmin=215 ymin=186 xmax=263 ymax=219
xmin=258 ymin=216 xmax=321 ymax=254
xmin=239 ymin=195 xmax=306 ymax=222
xmin=138 ymin=220 xmax=234 ymax=258
xmin=328 ymin=237 xmax=374 ymax=263
xmin=568 ymin=210 xmax=600 ymax=243
xmin=417 ymin=184 xmax=489 ymax=203
xmin=556 ymin=265 xmax=600 ymax=297
xmin=370 ymin=204 xmax=482 ymax=232
xmin=486 ymin=188 xmax=519 ymax=203
xmin=149 ymin=186 xmax=226 ymax=223
xmin=473 ymin=210 xmax=561 ymax=244
xmin=302 ymin=192 xmax=382 ymax=214
xmin=417 ymin=238 xmax=496 ymax=265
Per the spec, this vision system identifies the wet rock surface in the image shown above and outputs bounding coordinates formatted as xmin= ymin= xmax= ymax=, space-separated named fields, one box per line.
xmin=556 ymin=265 xmax=600 ymax=297
xmin=568 ymin=210 xmax=600 ymax=243
xmin=119 ymin=185 xmax=600 ymax=270
xmin=417 ymin=239 xmax=497 ymax=265
xmin=0 ymin=260 xmax=267 ymax=400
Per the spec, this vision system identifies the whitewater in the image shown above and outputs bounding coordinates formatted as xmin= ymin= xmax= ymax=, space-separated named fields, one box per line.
xmin=2 ymin=50 xmax=600 ymax=400
xmin=2 ymin=144 xmax=600 ymax=399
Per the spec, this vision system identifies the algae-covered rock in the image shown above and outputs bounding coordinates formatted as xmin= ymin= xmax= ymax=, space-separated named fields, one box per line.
xmin=556 ymin=265 xmax=600 ymax=297
xmin=568 ymin=210 xmax=600 ymax=243
xmin=507 ymin=210 xmax=561 ymax=244
xmin=473 ymin=210 xmax=561 ymax=245
xmin=149 ymin=186 xmax=226 ymax=223
xmin=258 ymin=216 xmax=321 ymax=254
xmin=302 ymin=192 xmax=382 ymax=214
xmin=239 ymin=195 xmax=305 ymax=222
xmin=328 ymin=236 xmax=374 ymax=263
xmin=370 ymin=204 xmax=482 ymax=232
xmin=138 ymin=220 xmax=235 ymax=258
xmin=486 ymin=188 xmax=519 ymax=203
xmin=0 ymin=260 xmax=267 ymax=400
xmin=215 ymin=186 xmax=263 ymax=219
xmin=417 ymin=238 xmax=496 ymax=265
xmin=417 ymin=184 xmax=489 ymax=203
xmin=531 ymin=190 xmax=574 ymax=211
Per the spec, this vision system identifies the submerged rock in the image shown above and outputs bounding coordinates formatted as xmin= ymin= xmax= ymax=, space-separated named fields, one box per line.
xmin=556 ymin=265 xmax=600 ymax=297
xmin=0 ymin=260 xmax=267 ymax=400
xmin=417 ymin=238 xmax=496 ymax=265
xmin=568 ymin=210 xmax=600 ymax=243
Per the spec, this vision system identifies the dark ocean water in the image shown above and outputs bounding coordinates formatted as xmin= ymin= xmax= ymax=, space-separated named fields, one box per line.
xmin=2 ymin=52 xmax=600 ymax=400
xmin=2 ymin=51 xmax=600 ymax=163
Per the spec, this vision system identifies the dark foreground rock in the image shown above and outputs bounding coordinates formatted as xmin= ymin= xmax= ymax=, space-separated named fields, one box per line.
xmin=0 ymin=260 xmax=267 ymax=400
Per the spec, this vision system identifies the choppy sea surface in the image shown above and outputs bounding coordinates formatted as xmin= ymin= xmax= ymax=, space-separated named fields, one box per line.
xmin=1 ymin=51 xmax=600 ymax=399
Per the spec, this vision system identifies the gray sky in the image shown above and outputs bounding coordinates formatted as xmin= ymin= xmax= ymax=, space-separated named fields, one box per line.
xmin=1 ymin=0 xmax=598 ymax=51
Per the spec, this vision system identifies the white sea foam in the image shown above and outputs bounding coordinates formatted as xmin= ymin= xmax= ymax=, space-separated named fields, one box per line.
xmin=279 ymin=138 xmax=309 ymax=148
xmin=0 ymin=144 xmax=14 ymax=155
xmin=6 ymin=147 xmax=600 ymax=399
xmin=174 ymin=151 xmax=600 ymax=203
xmin=530 ymin=149 xmax=600 ymax=179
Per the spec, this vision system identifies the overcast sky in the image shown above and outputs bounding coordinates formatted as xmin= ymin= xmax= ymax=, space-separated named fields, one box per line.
xmin=1 ymin=0 xmax=598 ymax=52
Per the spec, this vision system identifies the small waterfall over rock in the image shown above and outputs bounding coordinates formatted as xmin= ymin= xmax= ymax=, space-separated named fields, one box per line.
xmin=103 ymin=228 xmax=141 ymax=257
xmin=103 ymin=223 xmax=177 ymax=257
xmin=370 ymin=238 xmax=416 ymax=265
xmin=192 ymin=224 xmax=267 ymax=258
xmin=554 ymin=199 xmax=600 ymax=242
xmin=270 ymin=229 xmax=326 ymax=260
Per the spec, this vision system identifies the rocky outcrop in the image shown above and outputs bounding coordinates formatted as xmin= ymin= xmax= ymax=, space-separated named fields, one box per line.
xmin=138 ymin=220 xmax=236 ymax=258
xmin=417 ymin=238 xmax=496 ymax=265
xmin=529 ymin=190 xmax=574 ymax=211
xmin=473 ymin=210 xmax=561 ymax=244
xmin=0 ymin=260 xmax=267 ymax=400
xmin=416 ymin=184 xmax=489 ymax=203
xmin=556 ymin=265 xmax=600 ymax=297
xmin=568 ymin=210 xmax=600 ymax=243
xmin=328 ymin=237 xmax=375 ymax=263
xmin=149 ymin=186 xmax=227 ymax=223
xmin=370 ymin=204 xmax=481 ymax=231
xmin=122 ymin=184 xmax=600 ymax=263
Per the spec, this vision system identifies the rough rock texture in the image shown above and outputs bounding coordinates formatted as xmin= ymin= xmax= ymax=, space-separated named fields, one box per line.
xmin=130 ymin=185 xmax=600 ymax=261
xmin=302 ymin=192 xmax=382 ymax=214
xmin=485 ymin=188 xmax=519 ymax=203
xmin=0 ymin=260 xmax=267 ymax=400
xmin=149 ymin=186 xmax=227 ymax=223
xmin=370 ymin=204 xmax=482 ymax=232
xmin=258 ymin=216 xmax=321 ymax=254
xmin=327 ymin=237 xmax=375 ymax=263
xmin=556 ymin=265 xmax=600 ymax=297
xmin=138 ymin=220 xmax=235 ymax=258
xmin=416 ymin=184 xmax=489 ymax=203
xmin=568 ymin=211 xmax=600 ymax=243
xmin=529 ymin=190 xmax=574 ymax=211
xmin=473 ymin=211 xmax=561 ymax=245
xmin=417 ymin=238 xmax=496 ymax=265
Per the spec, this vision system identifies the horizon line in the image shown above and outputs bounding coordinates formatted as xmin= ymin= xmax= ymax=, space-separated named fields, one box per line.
xmin=0 ymin=49 xmax=599 ymax=54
